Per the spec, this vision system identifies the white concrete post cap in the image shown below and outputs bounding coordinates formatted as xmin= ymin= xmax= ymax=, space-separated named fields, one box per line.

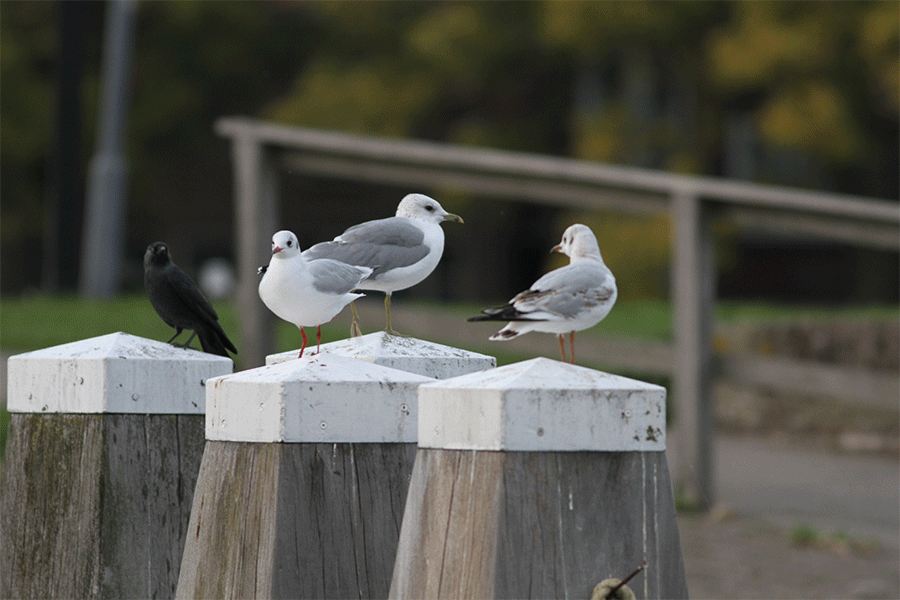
xmin=206 ymin=352 xmax=434 ymax=443
xmin=418 ymin=357 xmax=666 ymax=451
xmin=6 ymin=332 xmax=233 ymax=414
xmin=266 ymin=331 xmax=496 ymax=379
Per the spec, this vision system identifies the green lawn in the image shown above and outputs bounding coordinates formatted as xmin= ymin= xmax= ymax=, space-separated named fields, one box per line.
xmin=2 ymin=294 xmax=896 ymax=353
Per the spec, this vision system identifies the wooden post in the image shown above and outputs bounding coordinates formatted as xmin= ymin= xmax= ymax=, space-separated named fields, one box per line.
xmin=671 ymin=191 xmax=716 ymax=508
xmin=266 ymin=331 xmax=496 ymax=378
xmin=0 ymin=332 xmax=233 ymax=600
xmin=215 ymin=117 xmax=279 ymax=369
xmin=390 ymin=357 xmax=688 ymax=599
xmin=176 ymin=353 xmax=440 ymax=600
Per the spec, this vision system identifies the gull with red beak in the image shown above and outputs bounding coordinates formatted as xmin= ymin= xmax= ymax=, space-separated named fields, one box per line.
xmin=468 ymin=224 xmax=617 ymax=364
xmin=259 ymin=230 xmax=373 ymax=358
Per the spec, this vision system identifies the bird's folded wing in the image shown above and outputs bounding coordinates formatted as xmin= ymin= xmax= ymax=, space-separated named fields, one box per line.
xmin=304 ymin=218 xmax=430 ymax=276
xmin=337 ymin=217 xmax=425 ymax=247
xmin=168 ymin=268 xmax=220 ymax=323
xmin=308 ymin=259 xmax=372 ymax=295
xmin=513 ymin=263 xmax=615 ymax=320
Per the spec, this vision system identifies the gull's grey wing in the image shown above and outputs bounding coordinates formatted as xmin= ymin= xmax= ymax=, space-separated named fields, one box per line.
xmin=338 ymin=217 xmax=425 ymax=247
xmin=512 ymin=262 xmax=615 ymax=319
xmin=303 ymin=217 xmax=429 ymax=277
xmin=308 ymin=259 xmax=370 ymax=295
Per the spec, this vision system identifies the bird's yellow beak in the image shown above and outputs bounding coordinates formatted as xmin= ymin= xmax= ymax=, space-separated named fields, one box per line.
xmin=443 ymin=213 xmax=464 ymax=224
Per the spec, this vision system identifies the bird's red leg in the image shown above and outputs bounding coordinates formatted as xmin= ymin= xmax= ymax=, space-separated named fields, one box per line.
xmin=298 ymin=327 xmax=307 ymax=358
xmin=316 ymin=325 xmax=322 ymax=354
xmin=557 ymin=334 xmax=566 ymax=362
xmin=569 ymin=331 xmax=576 ymax=364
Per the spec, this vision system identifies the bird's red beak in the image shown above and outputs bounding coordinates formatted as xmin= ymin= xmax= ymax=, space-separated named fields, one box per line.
xmin=273 ymin=246 xmax=282 ymax=254
xmin=550 ymin=244 xmax=562 ymax=254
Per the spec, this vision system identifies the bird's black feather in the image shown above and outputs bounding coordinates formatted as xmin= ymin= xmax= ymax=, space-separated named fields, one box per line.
xmin=467 ymin=303 xmax=545 ymax=323
xmin=144 ymin=242 xmax=237 ymax=357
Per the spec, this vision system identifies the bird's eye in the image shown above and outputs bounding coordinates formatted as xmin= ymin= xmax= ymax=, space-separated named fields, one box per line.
xmin=287 ymin=239 xmax=293 ymax=247
xmin=425 ymin=204 xmax=434 ymax=211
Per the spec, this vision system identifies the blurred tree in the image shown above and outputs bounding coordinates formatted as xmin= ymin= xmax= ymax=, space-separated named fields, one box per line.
xmin=707 ymin=1 xmax=898 ymax=195
xmin=1 ymin=1 xmax=65 ymax=293
xmin=259 ymin=0 xmax=897 ymax=298
xmin=1 ymin=0 xmax=896 ymax=298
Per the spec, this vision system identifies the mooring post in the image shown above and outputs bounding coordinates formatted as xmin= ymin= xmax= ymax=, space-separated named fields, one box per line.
xmin=177 ymin=351 xmax=446 ymax=600
xmin=0 ymin=332 xmax=232 ymax=600
xmin=266 ymin=331 xmax=496 ymax=378
xmin=389 ymin=357 xmax=689 ymax=600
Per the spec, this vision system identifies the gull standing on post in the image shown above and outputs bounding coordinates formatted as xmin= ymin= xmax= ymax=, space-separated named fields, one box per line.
xmin=302 ymin=193 xmax=463 ymax=336
xmin=468 ymin=224 xmax=617 ymax=364
xmin=259 ymin=230 xmax=373 ymax=358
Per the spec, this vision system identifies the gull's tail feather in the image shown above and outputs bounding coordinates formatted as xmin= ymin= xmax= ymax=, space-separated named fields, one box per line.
xmin=488 ymin=327 xmax=523 ymax=341
xmin=467 ymin=304 xmax=523 ymax=322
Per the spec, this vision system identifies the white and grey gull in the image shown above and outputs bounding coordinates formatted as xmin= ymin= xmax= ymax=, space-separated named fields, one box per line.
xmin=258 ymin=230 xmax=373 ymax=358
xmin=468 ymin=223 xmax=617 ymax=364
xmin=302 ymin=193 xmax=463 ymax=336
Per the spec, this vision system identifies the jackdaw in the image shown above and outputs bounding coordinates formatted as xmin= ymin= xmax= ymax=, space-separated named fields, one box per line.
xmin=144 ymin=242 xmax=237 ymax=357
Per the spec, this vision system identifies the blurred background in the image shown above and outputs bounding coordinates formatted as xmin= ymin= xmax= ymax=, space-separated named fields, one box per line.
xmin=1 ymin=2 xmax=898 ymax=597
xmin=2 ymin=0 xmax=898 ymax=300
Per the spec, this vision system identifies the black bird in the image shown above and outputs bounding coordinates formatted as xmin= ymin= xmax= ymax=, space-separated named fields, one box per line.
xmin=143 ymin=242 xmax=237 ymax=357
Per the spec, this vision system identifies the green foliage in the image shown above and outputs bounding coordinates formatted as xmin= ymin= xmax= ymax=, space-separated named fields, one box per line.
xmin=0 ymin=2 xmax=58 ymax=243
xmin=707 ymin=1 xmax=897 ymax=163
xmin=2 ymin=1 xmax=897 ymax=296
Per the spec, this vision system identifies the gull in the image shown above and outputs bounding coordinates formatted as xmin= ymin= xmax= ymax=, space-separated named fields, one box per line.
xmin=144 ymin=242 xmax=237 ymax=357
xmin=259 ymin=230 xmax=373 ymax=358
xmin=468 ymin=224 xmax=616 ymax=364
xmin=302 ymin=193 xmax=463 ymax=336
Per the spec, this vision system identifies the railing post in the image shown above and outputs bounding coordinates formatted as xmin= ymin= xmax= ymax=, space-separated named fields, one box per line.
xmin=671 ymin=190 xmax=716 ymax=508
xmin=390 ymin=357 xmax=688 ymax=599
xmin=216 ymin=118 xmax=279 ymax=369
xmin=0 ymin=333 xmax=232 ymax=600
xmin=176 ymin=353 xmax=435 ymax=599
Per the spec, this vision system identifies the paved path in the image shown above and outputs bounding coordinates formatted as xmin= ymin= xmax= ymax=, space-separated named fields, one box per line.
xmin=715 ymin=434 xmax=898 ymax=546
xmin=671 ymin=433 xmax=899 ymax=598
xmin=671 ymin=433 xmax=898 ymax=545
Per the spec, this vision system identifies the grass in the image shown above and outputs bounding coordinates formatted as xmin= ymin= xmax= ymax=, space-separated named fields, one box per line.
xmin=2 ymin=294 xmax=896 ymax=353
xmin=788 ymin=523 xmax=879 ymax=554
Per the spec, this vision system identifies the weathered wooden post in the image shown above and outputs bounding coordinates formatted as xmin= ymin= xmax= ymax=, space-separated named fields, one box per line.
xmin=266 ymin=331 xmax=497 ymax=378
xmin=174 ymin=349 xmax=428 ymax=599
xmin=0 ymin=332 xmax=232 ymax=600
xmin=390 ymin=357 xmax=688 ymax=599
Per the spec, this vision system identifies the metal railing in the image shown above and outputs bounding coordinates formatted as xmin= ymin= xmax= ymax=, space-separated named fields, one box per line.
xmin=216 ymin=116 xmax=899 ymax=507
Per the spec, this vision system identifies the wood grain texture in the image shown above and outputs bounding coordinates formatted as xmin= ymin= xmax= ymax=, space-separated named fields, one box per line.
xmin=177 ymin=441 xmax=417 ymax=600
xmin=1 ymin=414 xmax=103 ymax=599
xmin=0 ymin=413 xmax=204 ymax=600
xmin=390 ymin=449 xmax=688 ymax=600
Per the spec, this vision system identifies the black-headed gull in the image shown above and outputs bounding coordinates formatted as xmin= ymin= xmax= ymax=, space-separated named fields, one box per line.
xmin=259 ymin=230 xmax=373 ymax=358
xmin=468 ymin=224 xmax=617 ymax=364
xmin=302 ymin=193 xmax=463 ymax=336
